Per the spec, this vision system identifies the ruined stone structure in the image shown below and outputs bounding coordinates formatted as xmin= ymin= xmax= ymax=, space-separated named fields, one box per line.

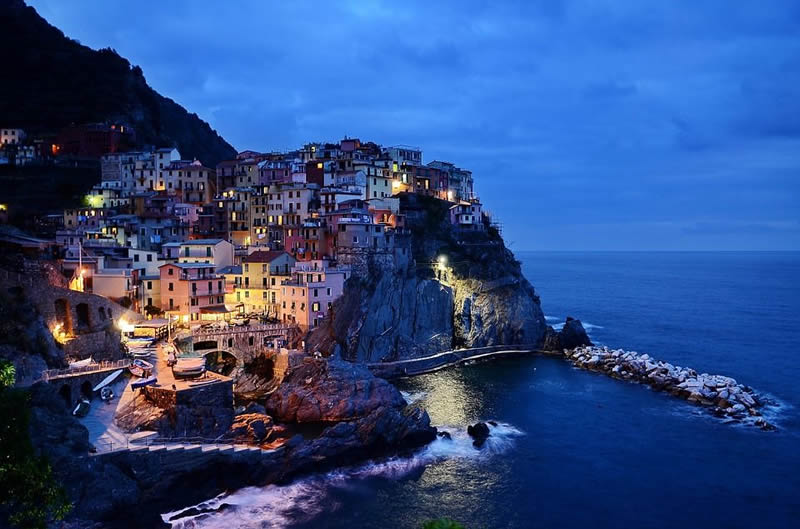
xmin=1 ymin=267 xmax=143 ymax=361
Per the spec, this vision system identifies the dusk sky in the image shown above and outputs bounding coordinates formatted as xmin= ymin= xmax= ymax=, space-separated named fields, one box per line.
xmin=30 ymin=0 xmax=800 ymax=250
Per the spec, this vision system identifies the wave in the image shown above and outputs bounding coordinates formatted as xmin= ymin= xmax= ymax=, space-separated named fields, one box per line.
xmin=545 ymin=315 xmax=560 ymax=322
xmin=399 ymin=390 xmax=427 ymax=405
xmin=551 ymin=321 xmax=604 ymax=332
xmin=163 ymin=421 xmax=524 ymax=528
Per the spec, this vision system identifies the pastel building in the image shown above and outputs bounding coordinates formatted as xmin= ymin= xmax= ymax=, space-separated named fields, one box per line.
xmin=279 ymin=260 xmax=349 ymax=330
xmin=177 ymin=239 xmax=234 ymax=271
xmin=159 ymin=262 xmax=227 ymax=322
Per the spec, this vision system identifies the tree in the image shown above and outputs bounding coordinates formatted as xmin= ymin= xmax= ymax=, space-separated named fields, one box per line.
xmin=0 ymin=359 xmax=71 ymax=528
xmin=144 ymin=304 xmax=163 ymax=317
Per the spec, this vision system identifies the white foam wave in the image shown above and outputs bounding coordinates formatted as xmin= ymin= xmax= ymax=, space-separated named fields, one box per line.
xmin=399 ymin=390 xmax=427 ymax=405
xmin=551 ymin=321 xmax=604 ymax=332
xmin=163 ymin=421 xmax=524 ymax=528
xmin=545 ymin=315 xmax=560 ymax=322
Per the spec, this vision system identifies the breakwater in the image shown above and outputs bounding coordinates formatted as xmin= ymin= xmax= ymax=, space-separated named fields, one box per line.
xmin=563 ymin=346 xmax=776 ymax=430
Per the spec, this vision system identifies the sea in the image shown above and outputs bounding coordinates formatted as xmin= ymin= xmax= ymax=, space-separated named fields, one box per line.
xmin=165 ymin=251 xmax=800 ymax=529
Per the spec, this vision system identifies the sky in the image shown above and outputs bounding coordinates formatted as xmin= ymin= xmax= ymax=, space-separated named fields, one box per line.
xmin=29 ymin=0 xmax=800 ymax=250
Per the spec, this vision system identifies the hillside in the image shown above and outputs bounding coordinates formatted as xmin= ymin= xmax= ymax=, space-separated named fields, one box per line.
xmin=0 ymin=0 xmax=236 ymax=166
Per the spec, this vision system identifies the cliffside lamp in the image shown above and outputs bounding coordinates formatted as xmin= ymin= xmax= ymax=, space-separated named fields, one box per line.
xmin=438 ymin=255 xmax=447 ymax=269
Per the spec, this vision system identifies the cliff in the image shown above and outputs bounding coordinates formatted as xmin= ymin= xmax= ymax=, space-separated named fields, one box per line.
xmin=307 ymin=194 xmax=548 ymax=362
xmin=0 ymin=0 xmax=236 ymax=166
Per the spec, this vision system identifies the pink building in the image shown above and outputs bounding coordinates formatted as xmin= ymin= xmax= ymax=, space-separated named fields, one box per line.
xmin=279 ymin=260 xmax=349 ymax=330
xmin=159 ymin=262 xmax=227 ymax=323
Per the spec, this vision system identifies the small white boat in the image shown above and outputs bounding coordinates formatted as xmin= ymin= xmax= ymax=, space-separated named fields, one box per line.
xmin=72 ymin=398 xmax=90 ymax=417
xmin=69 ymin=357 xmax=93 ymax=369
xmin=132 ymin=350 xmax=154 ymax=358
xmin=129 ymin=359 xmax=154 ymax=378
xmin=92 ymin=369 xmax=123 ymax=392
xmin=172 ymin=357 xmax=206 ymax=378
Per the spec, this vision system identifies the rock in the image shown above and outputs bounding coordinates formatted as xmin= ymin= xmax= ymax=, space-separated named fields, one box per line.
xmin=228 ymin=413 xmax=273 ymax=442
xmin=266 ymin=358 xmax=405 ymax=423
xmin=437 ymin=431 xmax=452 ymax=440
xmin=244 ymin=401 xmax=267 ymax=416
xmin=467 ymin=422 xmax=491 ymax=446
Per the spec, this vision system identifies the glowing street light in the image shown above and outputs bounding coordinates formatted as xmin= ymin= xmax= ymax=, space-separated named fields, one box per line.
xmin=438 ymin=255 xmax=447 ymax=268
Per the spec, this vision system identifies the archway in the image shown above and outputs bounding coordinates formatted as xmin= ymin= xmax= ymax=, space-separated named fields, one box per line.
xmin=58 ymin=384 xmax=72 ymax=407
xmin=244 ymin=355 xmax=274 ymax=382
xmin=54 ymin=298 xmax=73 ymax=334
xmin=203 ymin=350 xmax=237 ymax=376
xmin=80 ymin=381 xmax=93 ymax=399
xmin=193 ymin=340 xmax=218 ymax=351
xmin=75 ymin=303 xmax=91 ymax=331
xmin=97 ymin=307 xmax=106 ymax=321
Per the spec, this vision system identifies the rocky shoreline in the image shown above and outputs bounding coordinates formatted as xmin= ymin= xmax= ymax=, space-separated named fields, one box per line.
xmin=561 ymin=345 xmax=777 ymax=431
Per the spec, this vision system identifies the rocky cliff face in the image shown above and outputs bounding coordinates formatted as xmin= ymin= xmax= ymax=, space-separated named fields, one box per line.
xmin=307 ymin=194 xmax=548 ymax=362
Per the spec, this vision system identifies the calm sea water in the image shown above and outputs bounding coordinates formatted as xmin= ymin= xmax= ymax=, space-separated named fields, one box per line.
xmin=167 ymin=252 xmax=800 ymax=529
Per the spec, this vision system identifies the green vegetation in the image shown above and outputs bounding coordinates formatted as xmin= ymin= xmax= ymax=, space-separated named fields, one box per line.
xmin=422 ymin=520 xmax=467 ymax=529
xmin=0 ymin=360 xmax=71 ymax=529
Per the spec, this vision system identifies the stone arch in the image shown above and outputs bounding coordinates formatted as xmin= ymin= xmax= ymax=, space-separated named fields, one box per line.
xmin=58 ymin=384 xmax=72 ymax=407
xmin=80 ymin=380 xmax=93 ymax=399
xmin=75 ymin=302 xmax=91 ymax=331
xmin=54 ymin=298 xmax=73 ymax=334
xmin=203 ymin=350 xmax=238 ymax=376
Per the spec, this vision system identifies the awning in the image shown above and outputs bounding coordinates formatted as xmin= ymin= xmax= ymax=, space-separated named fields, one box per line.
xmin=199 ymin=305 xmax=235 ymax=314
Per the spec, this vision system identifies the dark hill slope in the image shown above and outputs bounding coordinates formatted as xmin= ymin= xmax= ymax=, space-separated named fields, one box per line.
xmin=0 ymin=0 xmax=236 ymax=166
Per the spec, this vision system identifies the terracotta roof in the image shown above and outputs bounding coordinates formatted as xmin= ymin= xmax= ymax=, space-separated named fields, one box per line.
xmin=243 ymin=250 xmax=290 ymax=263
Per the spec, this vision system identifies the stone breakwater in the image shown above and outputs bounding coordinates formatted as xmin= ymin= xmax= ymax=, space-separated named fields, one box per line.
xmin=564 ymin=346 xmax=776 ymax=431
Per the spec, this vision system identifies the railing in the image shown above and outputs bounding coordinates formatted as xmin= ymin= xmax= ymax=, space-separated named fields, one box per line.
xmin=94 ymin=434 xmax=267 ymax=454
xmin=191 ymin=322 xmax=297 ymax=337
xmin=41 ymin=358 xmax=132 ymax=381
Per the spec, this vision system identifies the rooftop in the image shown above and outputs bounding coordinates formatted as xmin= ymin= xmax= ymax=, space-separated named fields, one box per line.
xmin=180 ymin=238 xmax=225 ymax=245
xmin=244 ymin=250 xmax=290 ymax=263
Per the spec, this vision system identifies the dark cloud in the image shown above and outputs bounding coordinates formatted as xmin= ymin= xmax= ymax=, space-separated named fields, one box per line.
xmin=28 ymin=0 xmax=800 ymax=250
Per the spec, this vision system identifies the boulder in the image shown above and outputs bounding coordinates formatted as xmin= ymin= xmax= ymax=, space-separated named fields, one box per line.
xmin=542 ymin=317 xmax=593 ymax=353
xmin=467 ymin=422 xmax=491 ymax=446
xmin=266 ymin=358 xmax=405 ymax=423
xmin=228 ymin=413 xmax=274 ymax=442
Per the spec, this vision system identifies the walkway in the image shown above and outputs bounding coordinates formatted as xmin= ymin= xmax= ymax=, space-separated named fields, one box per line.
xmin=367 ymin=344 xmax=538 ymax=378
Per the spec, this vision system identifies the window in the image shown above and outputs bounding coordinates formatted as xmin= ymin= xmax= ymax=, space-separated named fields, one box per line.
xmin=168 ymin=282 xmax=174 ymax=291
xmin=134 ymin=254 xmax=140 ymax=262
xmin=184 ymin=247 xmax=190 ymax=257
xmin=206 ymin=247 xmax=211 ymax=257
xmin=169 ymin=298 xmax=174 ymax=309
xmin=244 ymin=264 xmax=249 ymax=273
xmin=314 ymin=288 xmax=318 ymax=297
xmin=147 ymin=281 xmax=152 ymax=289
xmin=312 ymin=302 xmax=320 ymax=311
xmin=245 ymin=291 xmax=250 ymax=298
xmin=146 ymin=254 xmax=152 ymax=262
xmin=327 ymin=288 xmax=331 ymax=296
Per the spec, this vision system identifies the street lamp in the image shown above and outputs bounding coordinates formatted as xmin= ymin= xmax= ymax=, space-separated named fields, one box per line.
xmin=437 ymin=255 xmax=447 ymax=268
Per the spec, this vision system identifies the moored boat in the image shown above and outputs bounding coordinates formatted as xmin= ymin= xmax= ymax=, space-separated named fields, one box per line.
xmin=172 ymin=357 xmax=206 ymax=378
xmin=131 ymin=375 xmax=157 ymax=389
xmin=129 ymin=358 xmax=154 ymax=378
xmin=72 ymin=398 xmax=90 ymax=417
xmin=100 ymin=386 xmax=114 ymax=401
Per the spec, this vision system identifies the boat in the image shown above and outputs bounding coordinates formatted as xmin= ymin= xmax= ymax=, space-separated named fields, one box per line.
xmin=172 ymin=357 xmax=206 ymax=378
xmin=72 ymin=398 xmax=90 ymax=417
xmin=128 ymin=359 xmax=154 ymax=378
xmin=69 ymin=357 xmax=93 ymax=369
xmin=100 ymin=386 xmax=114 ymax=401
xmin=132 ymin=349 xmax=154 ymax=358
xmin=92 ymin=369 xmax=123 ymax=392
xmin=131 ymin=376 xmax=157 ymax=389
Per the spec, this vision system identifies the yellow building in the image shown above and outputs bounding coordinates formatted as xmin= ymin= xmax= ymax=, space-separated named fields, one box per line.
xmin=229 ymin=251 xmax=296 ymax=316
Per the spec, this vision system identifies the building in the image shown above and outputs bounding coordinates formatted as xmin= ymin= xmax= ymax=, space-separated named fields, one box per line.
xmin=177 ymin=239 xmax=234 ymax=271
xmin=158 ymin=262 xmax=227 ymax=323
xmin=279 ymin=260 xmax=349 ymax=330
xmin=1 ymin=128 xmax=26 ymax=145
xmin=234 ymin=250 xmax=296 ymax=315
xmin=449 ymin=200 xmax=484 ymax=231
